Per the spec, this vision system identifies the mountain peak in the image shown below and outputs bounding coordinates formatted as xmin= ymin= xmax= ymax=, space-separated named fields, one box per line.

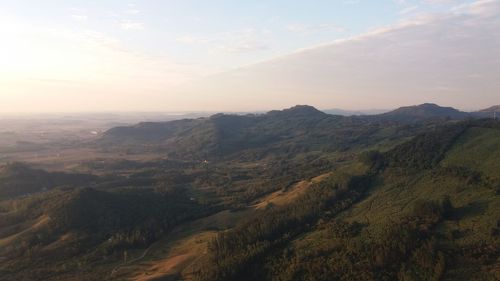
xmin=479 ymin=105 xmax=500 ymax=112
xmin=395 ymin=103 xmax=448 ymax=111
xmin=387 ymin=103 xmax=463 ymax=115
xmin=418 ymin=103 xmax=441 ymax=108
xmin=379 ymin=103 xmax=468 ymax=122
xmin=268 ymin=105 xmax=325 ymax=117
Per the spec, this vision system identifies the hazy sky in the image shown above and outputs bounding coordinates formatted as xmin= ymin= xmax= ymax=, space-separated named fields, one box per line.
xmin=0 ymin=0 xmax=497 ymax=112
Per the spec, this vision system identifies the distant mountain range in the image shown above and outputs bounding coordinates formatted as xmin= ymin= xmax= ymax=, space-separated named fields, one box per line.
xmin=322 ymin=108 xmax=389 ymax=116
xmin=326 ymin=103 xmax=499 ymax=118
xmin=474 ymin=105 xmax=500 ymax=118
xmin=479 ymin=105 xmax=500 ymax=112
xmin=99 ymin=103 xmax=498 ymax=160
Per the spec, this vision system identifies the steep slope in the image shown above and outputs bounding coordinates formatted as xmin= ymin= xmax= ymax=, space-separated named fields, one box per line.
xmin=193 ymin=120 xmax=500 ymax=281
xmin=441 ymin=126 xmax=500 ymax=180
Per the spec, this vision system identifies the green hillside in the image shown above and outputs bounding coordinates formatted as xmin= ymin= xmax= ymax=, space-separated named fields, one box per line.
xmin=0 ymin=187 xmax=210 ymax=281
xmin=0 ymin=111 xmax=498 ymax=281
xmin=441 ymin=126 xmax=500 ymax=180
xmin=193 ymin=122 xmax=500 ymax=281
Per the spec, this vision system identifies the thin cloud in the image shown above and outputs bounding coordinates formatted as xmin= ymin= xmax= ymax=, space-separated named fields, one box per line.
xmin=70 ymin=14 xmax=88 ymax=21
xmin=175 ymin=0 xmax=500 ymax=111
xmin=177 ymin=29 xmax=271 ymax=53
xmin=452 ymin=0 xmax=500 ymax=16
xmin=423 ymin=0 xmax=457 ymax=4
xmin=217 ymin=40 xmax=269 ymax=53
xmin=286 ymin=23 xmax=347 ymax=34
xmin=125 ymin=3 xmax=141 ymax=15
xmin=125 ymin=9 xmax=141 ymax=15
xmin=119 ymin=20 xmax=144 ymax=30
xmin=398 ymin=5 xmax=419 ymax=14
xmin=216 ymin=29 xmax=271 ymax=53
xmin=176 ymin=35 xmax=211 ymax=44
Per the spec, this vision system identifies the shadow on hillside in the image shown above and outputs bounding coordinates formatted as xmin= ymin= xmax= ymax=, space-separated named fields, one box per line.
xmin=451 ymin=201 xmax=488 ymax=220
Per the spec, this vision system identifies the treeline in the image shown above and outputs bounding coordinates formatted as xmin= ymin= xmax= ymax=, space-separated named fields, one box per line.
xmin=192 ymin=172 xmax=374 ymax=281
xmin=191 ymin=120 xmax=500 ymax=281
xmin=262 ymin=198 xmax=453 ymax=281
xmin=1 ymin=187 xmax=211 ymax=263
xmin=49 ymin=188 xmax=209 ymax=251
xmin=101 ymin=104 xmax=440 ymax=161
xmin=0 ymin=162 xmax=97 ymax=200
xmin=358 ymin=122 xmax=478 ymax=172
xmin=384 ymin=123 xmax=467 ymax=170
xmin=383 ymin=119 xmax=500 ymax=171
xmin=192 ymin=175 xmax=455 ymax=281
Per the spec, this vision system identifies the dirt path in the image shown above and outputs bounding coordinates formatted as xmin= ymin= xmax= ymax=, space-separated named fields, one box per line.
xmin=0 ymin=215 xmax=49 ymax=247
xmin=115 ymin=173 xmax=330 ymax=281
xmin=113 ymin=209 xmax=250 ymax=281
xmin=110 ymin=245 xmax=154 ymax=276
xmin=132 ymin=253 xmax=192 ymax=281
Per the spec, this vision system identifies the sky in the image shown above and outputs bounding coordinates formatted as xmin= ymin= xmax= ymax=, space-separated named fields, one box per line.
xmin=0 ymin=0 xmax=498 ymax=113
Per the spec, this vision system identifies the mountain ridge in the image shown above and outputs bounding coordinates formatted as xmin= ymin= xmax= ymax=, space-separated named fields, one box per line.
xmin=376 ymin=103 xmax=470 ymax=121
xmin=478 ymin=105 xmax=500 ymax=112
xmin=100 ymin=103 xmax=477 ymax=159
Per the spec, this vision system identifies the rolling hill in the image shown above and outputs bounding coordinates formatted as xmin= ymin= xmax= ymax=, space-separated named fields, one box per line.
xmin=0 ymin=162 xmax=97 ymax=201
xmin=472 ymin=105 xmax=500 ymax=119
xmin=374 ymin=103 xmax=470 ymax=122
xmin=479 ymin=105 xmax=500 ymax=112
xmin=192 ymin=120 xmax=500 ymax=281
xmin=0 ymin=106 xmax=498 ymax=281
xmin=99 ymin=104 xmax=469 ymax=160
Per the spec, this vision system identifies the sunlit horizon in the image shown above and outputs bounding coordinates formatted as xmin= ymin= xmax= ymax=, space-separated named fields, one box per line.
xmin=1 ymin=0 xmax=499 ymax=113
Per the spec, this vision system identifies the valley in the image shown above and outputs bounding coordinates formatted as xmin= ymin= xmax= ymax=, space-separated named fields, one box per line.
xmin=0 ymin=104 xmax=498 ymax=281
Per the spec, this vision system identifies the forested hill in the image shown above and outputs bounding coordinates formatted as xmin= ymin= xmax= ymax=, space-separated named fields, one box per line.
xmin=192 ymin=119 xmax=500 ymax=281
xmin=0 ymin=163 xmax=97 ymax=201
xmin=100 ymin=105 xmax=363 ymax=159
xmin=1 ymin=114 xmax=498 ymax=281
xmin=99 ymin=104 xmax=474 ymax=160
xmin=472 ymin=105 xmax=500 ymax=118
xmin=369 ymin=103 xmax=470 ymax=122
